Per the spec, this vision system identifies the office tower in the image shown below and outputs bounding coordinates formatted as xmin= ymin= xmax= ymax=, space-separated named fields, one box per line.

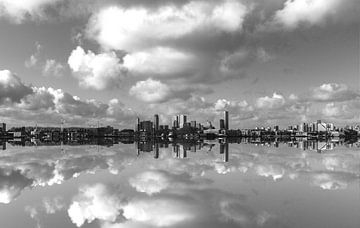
xmin=174 ymin=116 xmax=179 ymax=128
xmin=154 ymin=114 xmax=159 ymax=131
xmin=190 ymin=121 xmax=197 ymax=128
xmin=135 ymin=117 xmax=140 ymax=132
xmin=140 ymin=121 xmax=153 ymax=132
xmin=0 ymin=123 xmax=6 ymax=132
xmin=224 ymin=111 xmax=229 ymax=130
xmin=179 ymin=115 xmax=187 ymax=128
xmin=220 ymin=119 xmax=225 ymax=129
xmin=223 ymin=143 xmax=229 ymax=162
xmin=154 ymin=144 xmax=159 ymax=159
xmin=220 ymin=143 xmax=225 ymax=154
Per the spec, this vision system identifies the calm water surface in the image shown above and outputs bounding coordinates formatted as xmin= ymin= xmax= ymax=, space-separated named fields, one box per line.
xmin=0 ymin=141 xmax=359 ymax=228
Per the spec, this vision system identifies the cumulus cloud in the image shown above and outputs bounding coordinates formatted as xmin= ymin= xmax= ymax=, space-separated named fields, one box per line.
xmin=122 ymin=197 xmax=196 ymax=227
xmin=123 ymin=47 xmax=198 ymax=77
xmin=0 ymin=69 xmax=137 ymax=127
xmin=256 ymin=93 xmax=286 ymax=109
xmin=0 ymin=168 xmax=33 ymax=204
xmin=68 ymin=46 xmax=127 ymax=90
xmin=0 ymin=0 xmax=60 ymax=22
xmin=42 ymin=59 xmax=65 ymax=77
xmin=68 ymin=183 xmax=125 ymax=227
xmin=129 ymin=79 xmax=171 ymax=103
xmin=129 ymin=78 xmax=211 ymax=103
xmin=309 ymin=83 xmax=359 ymax=102
xmin=129 ymin=170 xmax=206 ymax=195
xmin=0 ymin=70 xmax=33 ymax=104
xmin=272 ymin=0 xmax=340 ymax=30
xmin=25 ymin=42 xmax=42 ymax=68
xmin=255 ymin=165 xmax=285 ymax=181
xmin=87 ymin=0 xmax=248 ymax=51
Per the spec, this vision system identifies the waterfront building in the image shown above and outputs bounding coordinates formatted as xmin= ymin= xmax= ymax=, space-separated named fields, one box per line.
xmin=154 ymin=114 xmax=159 ymax=131
xmin=179 ymin=115 xmax=187 ymax=128
xmin=224 ymin=111 xmax=229 ymax=130
xmin=220 ymin=119 xmax=225 ymax=130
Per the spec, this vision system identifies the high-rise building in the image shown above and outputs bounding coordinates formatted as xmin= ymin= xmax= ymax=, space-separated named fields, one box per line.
xmin=179 ymin=115 xmax=187 ymax=128
xmin=220 ymin=119 xmax=225 ymax=129
xmin=0 ymin=123 xmax=6 ymax=133
xmin=224 ymin=111 xmax=229 ymax=130
xmin=154 ymin=114 xmax=159 ymax=131
xmin=190 ymin=121 xmax=197 ymax=128
xmin=135 ymin=118 xmax=140 ymax=132
xmin=140 ymin=121 xmax=153 ymax=132
xmin=173 ymin=116 xmax=180 ymax=128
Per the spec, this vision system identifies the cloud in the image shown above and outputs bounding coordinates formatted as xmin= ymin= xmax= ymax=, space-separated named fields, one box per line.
xmin=123 ymin=47 xmax=198 ymax=77
xmin=129 ymin=79 xmax=171 ymax=103
xmin=25 ymin=42 xmax=42 ymax=68
xmin=0 ymin=0 xmax=61 ymax=22
xmin=129 ymin=170 xmax=207 ymax=195
xmin=68 ymin=46 xmax=127 ymax=90
xmin=42 ymin=59 xmax=65 ymax=77
xmin=0 ymin=168 xmax=33 ymax=204
xmin=129 ymin=78 xmax=211 ymax=103
xmin=322 ymin=103 xmax=342 ymax=117
xmin=255 ymin=165 xmax=285 ymax=181
xmin=122 ymin=197 xmax=196 ymax=227
xmin=272 ymin=0 xmax=340 ymax=30
xmin=0 ymin=70 xmax=34 ymax=104
xmin=68 ymin=183 xmax=125 ymax=227
xmin=42 ymin=196 xmax=65 ymax=214
xmin=309 ymin=83 xmax=359 ymax=102
xmin=256 ymin=93 xmax=286 ymax=109
xmin=0 ymin=69 xmax=137 ymax=127
xmin=86 ymin=0 xmax=248 ymax=51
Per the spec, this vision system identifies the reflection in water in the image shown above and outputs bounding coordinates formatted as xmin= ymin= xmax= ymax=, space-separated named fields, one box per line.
xmin=0 ymin=138 xmax=359 ymax=228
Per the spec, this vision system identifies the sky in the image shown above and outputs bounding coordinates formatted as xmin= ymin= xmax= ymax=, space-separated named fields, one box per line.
xmin=0 ymin=0 xmax=359 ymax=129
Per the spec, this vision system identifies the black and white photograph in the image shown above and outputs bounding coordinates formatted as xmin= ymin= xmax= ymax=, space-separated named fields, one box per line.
xmin=0 ymin=0 xmax=359 ymax=227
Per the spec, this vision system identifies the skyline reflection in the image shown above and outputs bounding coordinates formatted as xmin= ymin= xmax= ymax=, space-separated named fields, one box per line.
xmin=0 ymin=138 xmax=359 ymax=228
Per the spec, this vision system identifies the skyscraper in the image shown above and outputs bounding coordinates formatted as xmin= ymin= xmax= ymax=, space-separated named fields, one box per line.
xmin=224 ymin=111 xmax=229 ymax=130
xmin=135 ymin=117 xmax=140 ymax=132
xmin=220 ymin=119 xmax=225 ymax=129
xmin=179 ymin=115 xmax=187 ymax=128
xmin=154 ymin=114 xmax=159 ymax=131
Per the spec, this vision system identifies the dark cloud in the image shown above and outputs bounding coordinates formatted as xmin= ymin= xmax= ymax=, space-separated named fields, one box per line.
xmin=0 ymin=70 xmax=33 ymax=104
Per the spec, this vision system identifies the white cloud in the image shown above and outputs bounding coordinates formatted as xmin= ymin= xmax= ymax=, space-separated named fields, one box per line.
xmin=129 ymin=170 xmax=201 ymax=195
xmin=42 ymin=59 xmax=65 ymax=77
xmin=129 ymin=78 xmax=171 ymax=103
xmin=273 ymin=0 xmax=340 ymax=30
xmin=312 ymin=173 xmax=347 ymax=190
xmin=68 ymin=46 xmax=127 ymax=90
xmin=256 ymin=93 xmax=286 ymax=109
xmin=42 ymin=196 xmax=65 ymax=214
xmin=25 ymin=42 xmax=42 ymax=68
xmin=87 ymin=0 xmax=248 ymax=51
xmin=25 ymin=55 xmax=39 ymax=68
xmin=0 ymin=0 xmax=60 ymax=22
xmin=129 ymin=171 xmax=171 ymax=195
xmin=68 ymin=184 xmax=124 ymax=227
xmin=310 ymin=83 xmax=359 ymax=102
xmin=0 ymin=69 xmax=137 ymax=127
xmin=122 ymin=198 xmax=196 ymax=227
xmin=255 ymin=165 xmax=285 ymax=181
xmin=322 ymin=103 xmax=342 ymax=117
xmin=0 ymin=70 xmax=33 ymax=104
xmin=123 ymin=47 xmax=197 ymax=77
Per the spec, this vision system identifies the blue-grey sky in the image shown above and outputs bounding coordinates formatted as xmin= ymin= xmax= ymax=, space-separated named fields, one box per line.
xmin=0 ymin=0 xmax=359 ymax=128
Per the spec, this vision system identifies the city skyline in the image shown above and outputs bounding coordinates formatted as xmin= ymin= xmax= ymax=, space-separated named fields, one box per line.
xmin=0 ymin=0 xmax=359 ymax=129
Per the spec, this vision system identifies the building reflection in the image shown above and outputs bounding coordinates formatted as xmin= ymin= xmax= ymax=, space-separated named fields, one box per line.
xmin=1 ymin=137 xmax=359 ymax=159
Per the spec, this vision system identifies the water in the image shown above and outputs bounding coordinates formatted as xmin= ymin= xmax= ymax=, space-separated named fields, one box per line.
xmin=0 ymin=140 xmax=359 ymax=228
